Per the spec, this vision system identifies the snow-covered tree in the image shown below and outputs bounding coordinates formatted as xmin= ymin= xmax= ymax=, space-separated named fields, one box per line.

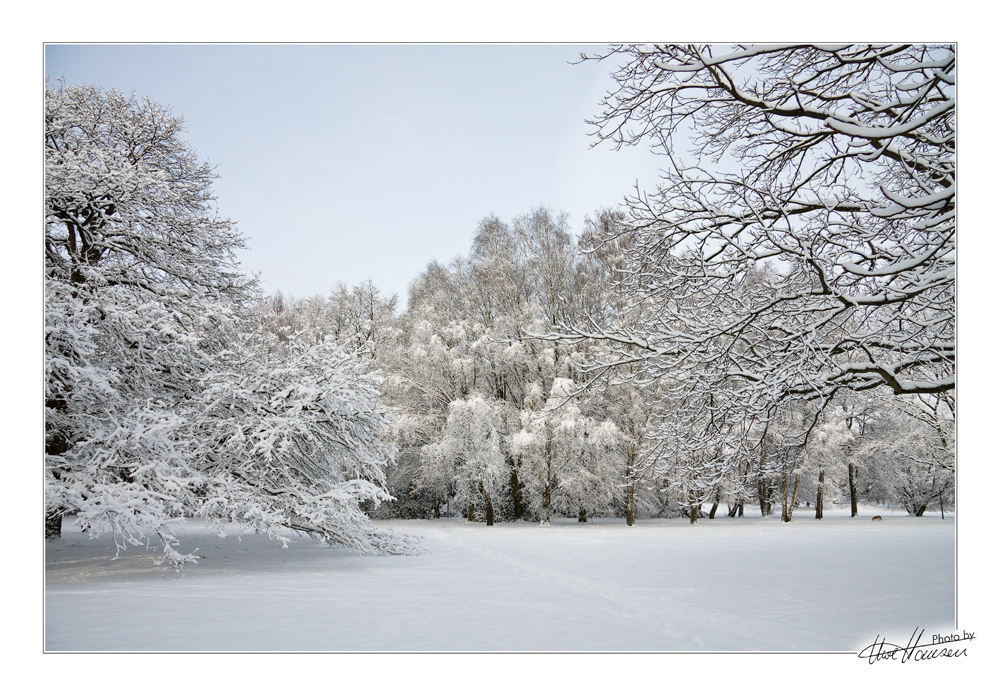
xmin=512 ymin=378 xmax=622 ymax=524
xmin=435 ymin=395 xmax=510 ymax=525
xmin=412 ymin=440 xmax=457 ymax=518
xmin=45 ymin=82 xmax=253 ymax=543
xmin=45 ymin=83 xmax=416 ymax=562
xmin=556 ymin=44 xmax=954 ymax=504
xmin=385 ymin=266 xmax=482 ymax=519
xmin=851 ymin=394 xmax=954 ymax=516
xmin=327 ymin=280 xmax=400 ymax=363
xmin=192 ymin=330 xmax=417 ymax=555
xmin=801 ymin=409 xmax=854 ymax=519
xmin=255 ymin=282 xmax=400 ymax=363
xmin=381 ymin=207 xmax=666 ymax=525
xmin=392 ymin=212 xmax=595 ymax=521
xmin=558 ymin=419 xmax=623 ymax=522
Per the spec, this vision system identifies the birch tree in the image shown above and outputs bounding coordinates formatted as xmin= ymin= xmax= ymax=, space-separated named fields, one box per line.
xmin=436 ymin=395 xmax=510 ymax=525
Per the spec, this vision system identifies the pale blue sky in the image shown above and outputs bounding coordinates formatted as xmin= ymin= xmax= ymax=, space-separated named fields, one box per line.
xmin=45 ymin=44 xmax=666 ymax=304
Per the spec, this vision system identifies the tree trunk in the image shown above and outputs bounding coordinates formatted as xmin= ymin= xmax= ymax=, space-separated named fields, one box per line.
xmin=731 ymin=497 xmax=745 ymax=517
xmin=433 ymin=496 xmax=441 ymax=519
xmin=939 ymin=491 xmax=946 ymax=519
xmin=781 ymin=473 xmax=800 ymax=523
xmin=848 ymin=462 xmax=858 ymax=517
xmin=540 ymin=483 xmax=551 ymax=525
xmin=708 ymin=489 xmax=720 ymax=519
xmin=485 ymin=495 xmax=495 ymax=526
xmin=815 ymin=469 xmax=824 ymax=520
xmin=466 ymin=502 xmax=475 ymax=523
xmin=688 ymin=490 xmax=698 ymax=525
xmin=757 ymin=446 xmax=771 ymax=516
xmin=45 ymin=510 xmax=63 ymax=539
xmin=478 ymin=482 xmax=495 ymax=526
xmin=625 ymin=456 xmax=635 ymax=526
xmin=790 ymin=473 xmax=800 ymax=522
xmin=510 ymin=463 xmax=523 ymax=520
xmin=781 ymin=477 xmax=788 ymax=522
xmin=578 ymin=507 xmax=587 ymax=523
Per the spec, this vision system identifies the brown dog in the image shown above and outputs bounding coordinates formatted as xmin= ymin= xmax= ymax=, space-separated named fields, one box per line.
xmin=872 ymin=515 xmax=883 ymax=521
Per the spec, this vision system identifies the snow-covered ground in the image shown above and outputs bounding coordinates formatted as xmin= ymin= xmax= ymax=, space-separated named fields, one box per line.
xmin=45 ymin=504 xmax=954 ymax=652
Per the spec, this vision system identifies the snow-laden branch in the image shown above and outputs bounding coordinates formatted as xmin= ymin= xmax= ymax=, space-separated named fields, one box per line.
xmin=557 ymin=44 xmax=955 ymax=482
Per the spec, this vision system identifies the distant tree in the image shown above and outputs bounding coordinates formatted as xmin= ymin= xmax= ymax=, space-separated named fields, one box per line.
xmin=436 ymin=395 xmax=510 ymax=526
xmin=801 ymin=410 xmax=854 ymax=519
xmin=393 ymin=211 xmax=603 ymax=521
xmin=512 ymin=378 xmax=622 ymax=524
xmin=852 ymin=394 xmax=954 ymax=516
xmin=328 ymin=280 xmax=400 ymax=363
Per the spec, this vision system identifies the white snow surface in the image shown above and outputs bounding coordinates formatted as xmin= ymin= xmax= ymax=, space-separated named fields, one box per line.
xmin=45 ymin=506 xmax=954 ymax=652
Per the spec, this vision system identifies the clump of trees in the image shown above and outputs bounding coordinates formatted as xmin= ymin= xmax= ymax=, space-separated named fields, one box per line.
xmin=385 ymin=210 xmax=638 ymax=524
xmin=261 ymin=205 xmax=953 ymax=525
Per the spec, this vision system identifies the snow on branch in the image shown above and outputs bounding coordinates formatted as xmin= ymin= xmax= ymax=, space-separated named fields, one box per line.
xmin=561 ymin=44 xmax=954 ymax=482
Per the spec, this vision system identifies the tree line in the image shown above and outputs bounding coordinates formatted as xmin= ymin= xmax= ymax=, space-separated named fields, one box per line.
xmin=267 ymin=205 xmax=954 ymax=526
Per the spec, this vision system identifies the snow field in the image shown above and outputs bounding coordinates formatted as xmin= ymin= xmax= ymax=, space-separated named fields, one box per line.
xmin=45 ymin=506 xmax=954 ymax=652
